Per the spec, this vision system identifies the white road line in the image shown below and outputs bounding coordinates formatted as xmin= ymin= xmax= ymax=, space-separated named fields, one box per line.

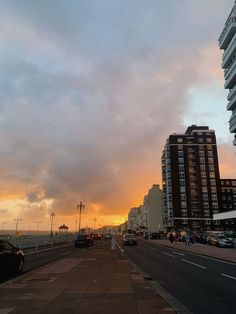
xmin=221 ymin=273 xmax=236 ymax=280
xmin=162 ymin=251 xmax=175 ymax=258
xmin=181 ymin=259 xmax=206 ymax=269
xmin=172 ymin=251 xmax=185 ymax=256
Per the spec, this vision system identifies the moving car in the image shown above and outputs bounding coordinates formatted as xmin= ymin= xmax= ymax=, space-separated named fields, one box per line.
xmin=123 ymin=233 xmax=137 ymax=246
xmin=74 ymin=234 xmax=94 ymax=248
xmin=0 ymin=239 xmax=24 ymax=275
xmin=207 ymin=234 xmax=234 ymax=248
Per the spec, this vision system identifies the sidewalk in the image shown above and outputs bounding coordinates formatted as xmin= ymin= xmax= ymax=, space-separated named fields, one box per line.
xmin=0 ymin=242 xmax=177 ymax=314
xmin=153 ymin=239 xmax=236 ymax=263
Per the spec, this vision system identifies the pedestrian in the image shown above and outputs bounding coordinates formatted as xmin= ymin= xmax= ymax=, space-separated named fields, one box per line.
xmin=169 ymin=232 xmax=174 ymax=244
xmin=185 ymin=233 xmax=190 ymax=246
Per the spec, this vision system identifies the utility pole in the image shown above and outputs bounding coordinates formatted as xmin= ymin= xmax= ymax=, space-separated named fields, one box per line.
xmin=77 ymin=201 xmax=85 ymax=233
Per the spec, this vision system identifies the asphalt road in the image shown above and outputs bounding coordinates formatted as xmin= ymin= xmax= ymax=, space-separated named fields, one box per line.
xmin=122 ymin=238 xmax=236 ymax=314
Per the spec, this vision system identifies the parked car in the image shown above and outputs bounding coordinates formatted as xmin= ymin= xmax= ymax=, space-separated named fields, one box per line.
xmin=195 ymin=233 xmax=208 ymax=244
xmin=123 ymin=233 xmax=137 ymax=245
xmin=207 ymin=234 xmax=234 ymax=248
xmin=0 ymin=239 xmax=24 ymax=275
xmin=74 ymin=234 xmax=94 ymax=248
xmin=144 ymin=232 xmax=160 ymax=239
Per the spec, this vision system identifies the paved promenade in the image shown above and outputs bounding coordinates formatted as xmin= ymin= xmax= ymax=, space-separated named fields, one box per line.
xmin=154 ymin=239 xmax=236 ymax=263
xmin=0 ymin=241 xmax=177 ymax=314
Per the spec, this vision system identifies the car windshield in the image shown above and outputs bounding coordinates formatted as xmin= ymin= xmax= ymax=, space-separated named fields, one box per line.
xmin=125 ymin=234 xmax=135 ymax=238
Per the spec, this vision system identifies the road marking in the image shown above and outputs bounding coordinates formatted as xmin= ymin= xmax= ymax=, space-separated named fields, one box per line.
xmin=25 ymin=244 xmax=72 ymax=255
xmin=172 ymin=251 xmax=185 ymax=256
xmin=162 ymin=251 xmax=175 ymax=257
xmin=181 ymin=259 xmax=206 ymax=269
xmin=221 ymin=273 xmax=236 ymax=280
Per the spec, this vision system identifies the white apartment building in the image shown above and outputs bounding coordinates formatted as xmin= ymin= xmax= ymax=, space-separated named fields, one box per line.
xmin=219 ymin=1 xmax=236 ymax=145
xmin=127 ymin=185 xmax=163 ymax=233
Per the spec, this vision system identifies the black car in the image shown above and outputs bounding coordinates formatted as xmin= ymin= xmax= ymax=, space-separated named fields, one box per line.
xmin=0 ymin=239 xmax=24 ymax=276
xmin=74 ymin=234 xmax=94 ymax=248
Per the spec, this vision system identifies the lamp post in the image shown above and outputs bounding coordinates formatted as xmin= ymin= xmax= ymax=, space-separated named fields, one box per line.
xmin=35 ymin=221 xmax=42 ymax=251
xmin=14 ymin=218 xmax=22 ymax=234
xmin=50 ymin=211 xmax=55 ymax=237
xmin=77 ymin=201 xmax=85 ymax=233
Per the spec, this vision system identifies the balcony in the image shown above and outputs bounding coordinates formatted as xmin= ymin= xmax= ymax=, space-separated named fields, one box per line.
xmin=229 ymin=111 xmax=236 ymax=133
xmin=227 ymin=92 xmax=236 ymax=111
xmin=222 ymin=33 xmax=236 ymax=68
xmin=219 ymin=17 xmax=236 ymax=50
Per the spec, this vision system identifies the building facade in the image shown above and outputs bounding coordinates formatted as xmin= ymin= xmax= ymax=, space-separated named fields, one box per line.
xmin=162 ymin=125 xmax=221 ymax=232
xmin=219 ymin=1 xmax=236 ymax=145
xmin=213 ymin=179 xmax=236 ymax=231
xmin=127 ymin=185 xmax=163 ymax=234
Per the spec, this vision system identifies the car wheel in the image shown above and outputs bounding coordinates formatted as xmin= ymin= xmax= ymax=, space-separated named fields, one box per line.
xmin=16 ymin=258 xmax=24 ymax=274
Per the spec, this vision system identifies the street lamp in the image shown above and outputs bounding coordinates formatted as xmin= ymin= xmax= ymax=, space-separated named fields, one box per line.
xmin=77 ymin=201 xmax=85 ymax=233
xmin=14 ymin=219 xmax=22 ymax=234
xmin=35 ymin=221 xmax=42 ymax=251
xmin=50 ymin=211 xmax=55 ymax=236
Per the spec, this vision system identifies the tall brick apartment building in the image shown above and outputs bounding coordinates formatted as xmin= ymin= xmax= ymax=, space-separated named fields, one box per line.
xmin=162 ymin=125 xmax=221 ymax=232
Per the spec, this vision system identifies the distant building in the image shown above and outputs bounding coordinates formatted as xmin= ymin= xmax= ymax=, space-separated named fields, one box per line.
xmin=213 ymin=179 xmax=236 ymax=231
xmin=162 ymin=125 xmax=221 ymax=232
xmin=127 ymin=185 xmax=163 ymax=233
xmin=219 ymin=1 xmax=236 ymax=145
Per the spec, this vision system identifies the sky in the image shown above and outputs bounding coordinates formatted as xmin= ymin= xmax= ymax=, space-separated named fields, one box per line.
xmin=0 ymin=0 xmax=236 ymax=232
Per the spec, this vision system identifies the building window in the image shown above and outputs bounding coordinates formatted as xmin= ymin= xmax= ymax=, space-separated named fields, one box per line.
xmin=209 ymin=172 xmax=215 ymax=178
xmin=206 ymin=138 xmax=212 ymax=143
xmin=210 ymin=180 xmax=216 ymax=186
xmin=203 ymin=195 xmax=208 ymax=201
xmin=178 ymin=151 xmax=183 ymax=157
xmin=182 ymin=219 xmax=188 ymax=224
xmin=209 ymin=165 xmax=215 ymax=171
xmin=202 ymin=187 xmax=208 ymax=193
xmin=223 ymin=204 xmax=227 ymax=209
xmin=200 ymin=158 xmax=205 ymax=164
xmin=212 ymin=203 xmax=218 ymax=209
xmin=212 ymin=195 xmax=217 ymax=201
xmin=204 ymin=210 xmax=210 ymax=216
xmin=228 ymin=196 xmax=232 ymax=200
xmin=178 ymin=158 xmax=184 ymax=164
xmin=180 ymin=187 xmax=186 ymax=193
xmin=208 ymin=158 xmax=214 ymax=164
xmin=179 ymin=172 xmax=185 ymax=178
xmin=203 ymin=203 xmax=209 ymax=208
xmin=180 ymin=179 xmax=185 ymax=186
xmin=211 ymin=187 xmax=217 ymax=193
xmin=181 ymin=210 xmax=187 ymax=217
xmin=205 ymin=220 xmax=211 ymax=225
xmin=179 ymin=165 xmax=184 ymax=171
xmin=201 ymin=179 xmax=207 ymax=186
xmin=199 ymin=151 xmax=205 ymax=157
xmin=181 ymin=194 xmax=186 ymax=201
xmin=198 ymin=138 xmax=204 ymax=143
xmin=201 ymin=172 xmax=207 ymax=178
xmin=177 ymin=138 xmax=183 ymax=143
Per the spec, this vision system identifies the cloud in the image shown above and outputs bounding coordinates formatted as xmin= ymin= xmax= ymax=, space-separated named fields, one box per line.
xmin=0 ymin=1 xmax=235 ymax=228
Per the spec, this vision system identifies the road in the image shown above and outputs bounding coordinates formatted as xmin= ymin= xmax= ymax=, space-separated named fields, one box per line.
xmin=122 ymin=238 xmax=236 ymax=314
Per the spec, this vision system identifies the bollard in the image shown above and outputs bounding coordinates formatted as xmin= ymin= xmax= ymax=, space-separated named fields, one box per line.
xmin=111 ymin=237 xmax=116 ymax=250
